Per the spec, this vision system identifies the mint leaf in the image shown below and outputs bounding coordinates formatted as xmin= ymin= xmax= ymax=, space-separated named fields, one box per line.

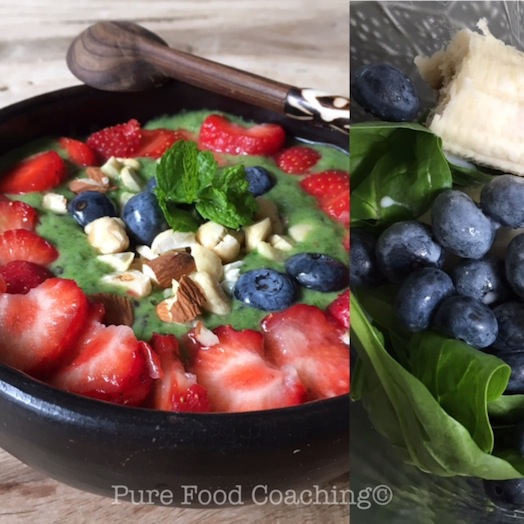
xmin=155 ymin=141 xmax=256 ymax=232
xmin=156 ymin=140 xmax=204 ymax=203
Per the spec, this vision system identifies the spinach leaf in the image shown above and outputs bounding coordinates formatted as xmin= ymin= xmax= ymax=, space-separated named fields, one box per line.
xmin=351 ymin=294 xmax=524 ymax=479
xmin=409 ymin=331 xmax=510 ymax=453
xmin=351 ymin=122 xmax=453 ymax=227
xmin=489 ymin=394 xmax=524 ymax=424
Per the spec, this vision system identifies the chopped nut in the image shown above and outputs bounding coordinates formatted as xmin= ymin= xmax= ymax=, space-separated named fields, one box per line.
xmin=269 ymin=234 xmax=294 ymax=251
xmin=192 ymin=321 xmax=220 ymax=347
xmin=156 ymin=276 xmax=206 ymax=323
xmin=288 ymin=223 xmax=314 ymax=242
xmin=196 ymin=222 xmax=241 ymax=263
xmin=143 ymin=251 xmax=196 ymax=288
xmin=100 ymin=157 xmax=123 ymax=179
xmin=42 ymin=192 xmax=68 ymax=214
xmin=97 ymin=252 xmax=135 ymax=272
xmin=120 ymin=166 xmax=143 ymax=192
xmin=86 ymin=167 xmax=110 ymax=186
xmin=85 ymin=217 xmax=129 ymax=254
xmin=151 ymin=229 xmax=197 ymax=254
xmin=257 ymin=240 xmax=286 ymax=261
xmin=101 ymin=269 xmax=152 ymax=298
xmin=90 ymin=292 xmax=134 ymax=327
xmin=256 ymin=196 xmax=284 ymax=234
xmin=191 ymin=271 xmax=232 ymax=315
xmin=69 ymin=178 xmax=111 ymax=193
xmin=243 ymin=217 xmax=272 ymax=252
xmin=191 ymin=243 xmax=224 ymax=280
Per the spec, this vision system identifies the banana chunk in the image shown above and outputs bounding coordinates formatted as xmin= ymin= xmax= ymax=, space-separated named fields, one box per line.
xmin=416 ymin=19 xmax=524 ymax=176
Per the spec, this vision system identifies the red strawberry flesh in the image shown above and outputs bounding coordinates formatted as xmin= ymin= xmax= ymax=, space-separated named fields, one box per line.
xmin=261 ymin=304 xmax=350 ymax=399
xmin=185 ymin=325 xmax=307 ymax=412
xmin=0 ymin=200 xmax=39 ymax=235
xmin=275 ymin=146 xmax=321 ymax=174
xmin=0 ymin=260 xmax=54 ymax=294
xmin=0 ymin=151 xmax=67 ymax=194
xmin=0 ymin=278 xmax=89 ymax=376
xmin=199 ymin=114 xmax=286 ymax=156
xmin=0 ymin=229 xmax=58 ymax=266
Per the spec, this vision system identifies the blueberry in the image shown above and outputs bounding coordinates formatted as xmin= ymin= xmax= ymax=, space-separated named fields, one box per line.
xmin=480 ymin=174 xmax=524 ymax=228
xmin=68 ymin=191 xmax=117 ymax=228
xmin=146 ymin=177 xmax=158 ymax=192
xmin=350 ymin=228 xmax=386 ymax=288
xmin=505 ymin=234 xmax=524 ymax=298
xmin=492 ymin=301 xmax=524 ymax=352
xmin=285 ymin=253 xmax=349 ymax=292
xmin=233 ymin=269 xmax=298 ymax=311
xmin=122 ymin=191 xmax=168 ymax=246
xmin=245 ymin=166 xmax=275 ymax=196
xmin=394 ymin=268 xmax=455 ymax=332
xmin=350 ymin=63 xmax=420 ymax=122
xmin=431 ymin=189 xmax=496 ymax=259
xmin=375 ymin=220 xmax=445 ymax=283
xmin=451 ymin=256 xmax=511 ymax=305
xmin=432 ymin=295 xmax=498 ymax=349
xmin=484 ymin=479 xmax=524 ymax=510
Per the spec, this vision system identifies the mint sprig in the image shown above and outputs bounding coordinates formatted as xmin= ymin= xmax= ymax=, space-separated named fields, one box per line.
xmin=154 ymin=141 xmax=257 ymax=231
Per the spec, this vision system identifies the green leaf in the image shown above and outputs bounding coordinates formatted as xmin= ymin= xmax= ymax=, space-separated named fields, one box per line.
xmin=489 ymin=394 xmax=524 ymax=424
xmin=409 ymin=331 xmax=510 ymax=453
xmin=351 ymin=294 xmax=524 ymax=479
xmin=154 ymin=141 xmax=256 ymax=231
xmin=350 ymin=122 xmax=453 ymax=227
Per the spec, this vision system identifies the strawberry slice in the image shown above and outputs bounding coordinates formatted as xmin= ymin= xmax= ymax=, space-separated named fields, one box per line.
xmin=0 ymin=260 xmax=54 ymax=294
xmin=184 ymin=325 xmax=307 ymax=412
xmin=0 ymin=200 xmax=39 ymax=234
xmin=326 ymin=290 xmax=349 ymax=331
xmin=261 ymin=304 xmax=350 ymax=399
xmin=275 ymin=146 xmax=321 ymax=174
xmin=198 ymin=114 xmax=286 ymax=156
xmin=86 ymin=119 xmax=142 ymax=160
xmin=149 ymin=333 xmax=210 ymax=412
xmin=0 ymin=151 xmax=67 ymax=194
xmin=0 ymin=229 xmax=58 ymax=266
xmin=132 ymin=128 xmax=195 ymax=159
xmin=0 ymin=278 xmax=89 ymax=376
xmin=58 ymin=137 xmax=99 ymax=167
xmin=0 ymin=274 xmax=6 ymax=293
xmin=300 ymin=169 xmax=349 ymax=226
xmin=51 ymin=320 xmax=154 ymax=406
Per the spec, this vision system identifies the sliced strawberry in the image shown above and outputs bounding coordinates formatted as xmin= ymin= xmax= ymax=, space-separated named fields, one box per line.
xmin=326 ymin=290 xmax=349 ymax=331
xmin=149 ymin=333 xmax=210 ymax=412
xmin=198 ymin=114 xmax=286 ymax=156
xmin=132 ymin=128 xmax=195 ymax=159
xmin=261 ymin=304 xmax=350 ymax=400
xmin=0 ymin=274 xmax=6 ymax=293
xmin=184 ymin=325 xmax=307 ymax=413
xmin=58 ymin=137 xmax=99 ymax=167
xmin=0 ymin=278 xmax=89 ymax=376
xmin=0 ymin=260 xmax=54 ymax=294
xmin=0 ymin=229 xmax=58 ymax=266
xmin=51 ymin=320 xmax=153 ymax=406
xmin=0 ymin=151 xmax=67 ymax=194
xmin=300 ymin=169 xmax=349 ymax=226
xmin=0 ymin=200 xmax=39 ymax=234
xmin=86 ymin=119 xmax=142 ymax=160
xmin=275 ymin=146 xmax=321 ymax=174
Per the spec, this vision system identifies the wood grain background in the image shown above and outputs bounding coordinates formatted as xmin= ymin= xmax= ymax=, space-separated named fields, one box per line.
xmin=0 ymin=1 xmax=349 ymax=522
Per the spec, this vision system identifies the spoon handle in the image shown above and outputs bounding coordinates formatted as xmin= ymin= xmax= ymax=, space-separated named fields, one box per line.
xmin=140 ymin=37 xmax=349 ymax=134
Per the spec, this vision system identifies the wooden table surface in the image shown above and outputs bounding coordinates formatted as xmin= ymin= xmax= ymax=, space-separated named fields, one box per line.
xmin=0 ymin=1 xmax=349 ymax=523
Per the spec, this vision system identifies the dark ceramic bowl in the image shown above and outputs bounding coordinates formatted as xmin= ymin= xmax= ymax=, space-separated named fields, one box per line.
xmin=0 ymin=81 xmax=349 ymax=507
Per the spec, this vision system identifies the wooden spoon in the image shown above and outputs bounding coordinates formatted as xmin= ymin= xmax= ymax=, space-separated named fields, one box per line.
xmin=67 ymin=21 xmax=349 ymax=134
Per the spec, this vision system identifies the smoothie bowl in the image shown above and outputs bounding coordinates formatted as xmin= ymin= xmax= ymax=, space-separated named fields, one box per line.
xmin=0 ymin=80 xmax=349 ymax=506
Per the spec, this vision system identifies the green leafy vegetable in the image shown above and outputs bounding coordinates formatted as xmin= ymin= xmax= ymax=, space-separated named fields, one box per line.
xmin=351 ymin=293 xmax=524 ymax=479
xmin=351 ymin=122 xmax=453 ymax=227
xmin=155 ymin=141 xmax=257 ymax=231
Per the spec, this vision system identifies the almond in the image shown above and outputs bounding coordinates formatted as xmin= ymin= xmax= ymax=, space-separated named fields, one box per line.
xmin=90 ymin=292 xmax=134 ymax=327
xmin=86 ymin=166 xmax=110 ymax=186
xmin=143 ymin=251 xmax=196 ymax=288
xmin=156 ymin=276 xmax=206 ymax=323
xmin=68 ymin=178 xmax=112 ymax=194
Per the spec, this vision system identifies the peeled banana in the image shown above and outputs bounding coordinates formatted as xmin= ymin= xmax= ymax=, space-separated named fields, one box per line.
xmin=416 ymin=19 xmax=524 ymax=176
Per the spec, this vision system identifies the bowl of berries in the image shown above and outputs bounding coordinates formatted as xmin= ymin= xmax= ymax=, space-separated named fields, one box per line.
xmin=351 ymin=0 xmax=524 ymax=521
xmin=0 ymin=35 xmax=349 ymax=505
